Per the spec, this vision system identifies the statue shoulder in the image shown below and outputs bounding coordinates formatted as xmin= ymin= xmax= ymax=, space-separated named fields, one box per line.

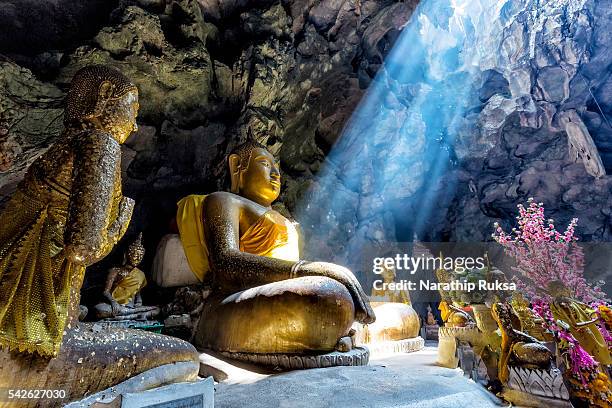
xmin=72 ymin=129 xmax=121 ymax=154
xmin=205 ymin=191 xmax=248 ymax=208
xmin=206 ymin=191 xmax=236 ymax=201
xmin=203 ymin=192 xmax=260 ymax=220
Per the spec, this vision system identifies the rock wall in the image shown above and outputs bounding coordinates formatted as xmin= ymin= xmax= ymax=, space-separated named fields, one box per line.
xmin=0 ymin=0 xmax=610 ymax=281
xmin=294 ymin=0 xmax=612 ymax=277
xmin=0 ymin=0 xmax=419 ymax=271
xmin=446 ymin=0 xmax=612 ymax=242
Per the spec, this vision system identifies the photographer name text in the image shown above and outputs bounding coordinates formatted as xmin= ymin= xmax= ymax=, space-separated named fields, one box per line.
xmin=372 ymin=279 xmax=516 ymax=292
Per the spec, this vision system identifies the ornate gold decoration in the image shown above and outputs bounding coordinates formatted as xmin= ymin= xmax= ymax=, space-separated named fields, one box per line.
xmin=491 ymin=302 xmax=553 ymax=384
xmin=547 ymin=281 xmax=612 ymax=366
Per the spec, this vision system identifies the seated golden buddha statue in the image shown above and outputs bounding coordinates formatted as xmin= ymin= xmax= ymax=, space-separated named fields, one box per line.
xmin=94 ymin=233 xmax=160 ymax=320
xmin=353 ymin=265 xmax=420 ymax=346
xmin=176 ymin=140 xmax=375 ymax=363
xmin=0 ymin=65 xmax=198 ymax=404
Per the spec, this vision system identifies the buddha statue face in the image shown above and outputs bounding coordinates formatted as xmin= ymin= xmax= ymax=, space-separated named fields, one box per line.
xmin=98 ymin=89 xmax=140 ymax=144
xmin=64 ymin=65 xmax=139 ymax=144
xmin=125 ymin=233 xmax=145 ymax=266
xmin=127 ymin=244 xmax=145 ymax=267
xmin=381 ymin=266 xmax=396 ymax=283
xmin=229 ymin=141 xmax=281 ymax=207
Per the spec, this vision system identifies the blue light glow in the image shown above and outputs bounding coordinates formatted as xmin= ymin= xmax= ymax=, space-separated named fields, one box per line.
xmin=295 ymin=0 xmax=510 ymax=264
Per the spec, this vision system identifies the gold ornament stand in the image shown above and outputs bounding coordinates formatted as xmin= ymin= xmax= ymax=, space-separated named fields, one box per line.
xmin=500 ymin=366 xmax=572 ymax=408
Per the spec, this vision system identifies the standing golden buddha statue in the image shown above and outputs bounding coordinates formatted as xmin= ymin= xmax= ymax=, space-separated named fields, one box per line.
xmin=176 ymin=140 xmax=375 ymax=368
xmin=0 ymin=65 xmax=138 ymax=356
xmin=0 ymin=65 xmax=198 ymax=406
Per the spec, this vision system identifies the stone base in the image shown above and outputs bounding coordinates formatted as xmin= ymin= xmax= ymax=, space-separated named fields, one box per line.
xmin=64 ymin=361 xmax=201 ymax=407
xmin=213 ymin=347 xmax=370 ymax=370
xmin=90 ymin=320 xmax=164 ymax=332
xmin=437 ymin=325 xmax=481 ymax=368
xmin=364 ymin=337 xmax=425 ymax=355
xmin=121 ymin=378 xmax=214 ymax=408
xmin=507 ymin=366 xmax=570 ymax=400
xmin=501 ymin=387 xmax=573 ymax=408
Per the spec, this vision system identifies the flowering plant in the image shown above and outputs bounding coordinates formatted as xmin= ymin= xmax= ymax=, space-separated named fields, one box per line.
xmin=532 ymin=300 xmax=598 ymax=375
xmin=593 ymin=303 xmax=612 ymax=350
xmin=491 ymin=198 xmax=605 ymax=303
xmin=492 ymin=199 xmax=612 ymax=404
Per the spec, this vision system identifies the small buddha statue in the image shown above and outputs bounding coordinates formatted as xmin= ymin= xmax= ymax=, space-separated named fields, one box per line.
xmin=0 ymin=65 xmax=198 ymax=403
xmin=94 ymin=233 xmax=160 ymax=320
xmin=435 ymin=267 xmax=474 ymax=327
xmin=547 ymin=280 xmax=612 ymax=366
xmin=370 ymin=265 xmax=411 ymax=304
xmin=176 ymin=140 xmax=375 ymax=362
xmin=426 ymin=306 xmax=438 ymax=326
xmin=354 ymin=264 xmax=420 ymax=345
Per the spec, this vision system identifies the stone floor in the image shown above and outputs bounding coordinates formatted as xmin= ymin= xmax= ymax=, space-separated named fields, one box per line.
xmin=210 ymin=342 xmax=507 ymax=408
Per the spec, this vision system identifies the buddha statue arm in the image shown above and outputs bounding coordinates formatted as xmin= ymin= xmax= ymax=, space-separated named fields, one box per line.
xmin=64 ymin=131 xmax=123 ymax=266
xmin=203 ymin=193 xmax=376 ymax=324
xmin=103 ymin=267 xmax=123 ymax=314
xmin=203 ymin=194 xmax=296 ymax=291
xmin=296 ymin=261 xmax=376 ymax=324
xmin=103 ymin=268 xmax=120 ymax=302
xmin=107 ymin=196 xmax=135 ymax=245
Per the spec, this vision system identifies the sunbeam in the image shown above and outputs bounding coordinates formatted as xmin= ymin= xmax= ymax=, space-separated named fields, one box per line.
xmin=296 ymin=0 xmax=505 ymax=268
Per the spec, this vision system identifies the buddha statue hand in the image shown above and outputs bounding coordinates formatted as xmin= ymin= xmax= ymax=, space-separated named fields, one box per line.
xmin=107 ymin=196 xmax=135 ymax=244
xmin=111 ymin=300 xmax=125 ymax=316
xmin=64 ymin=242 xmax=104 ymax=266
xmin=64 ymin=196 xmax=134 ymax=266
xmin=296 ymin=261 xmax=376 ymax=324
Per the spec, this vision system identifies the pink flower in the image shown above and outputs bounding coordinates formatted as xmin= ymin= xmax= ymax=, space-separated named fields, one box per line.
xmin=491 ymin=199 xmax=605 ymax=303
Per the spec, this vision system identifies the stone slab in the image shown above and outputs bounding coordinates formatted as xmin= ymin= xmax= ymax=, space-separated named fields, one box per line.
xmin=501 ymin=388 xmax=572 ymax=408
xmin=199 ymin=351 xmax=271 ymax=384
xmin=213 ymin=342 xmax=504 ymax=408
xmin=121 ymin=378 xmax=214 ymax=408
xmin=65 ymin=361 xmax=200 ymax=407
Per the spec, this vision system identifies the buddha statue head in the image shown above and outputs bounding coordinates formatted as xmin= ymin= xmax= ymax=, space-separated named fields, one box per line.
xmin=125 ymin=232 xmax=145 ymax=267
xmin=64 ymin=65 xmax=139 ymax=143
xmin=381 ymin=265 xmax=396 ymax=284
xmin=229 ymin=140 xmax=281 ymax=207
